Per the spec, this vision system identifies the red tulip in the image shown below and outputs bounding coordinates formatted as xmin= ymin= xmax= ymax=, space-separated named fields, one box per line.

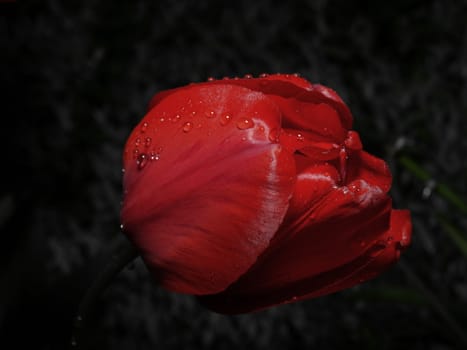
xmin=121 ymin=74 xmax=411 ymax=314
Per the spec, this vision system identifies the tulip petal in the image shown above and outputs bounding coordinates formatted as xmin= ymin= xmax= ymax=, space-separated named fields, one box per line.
xmin=198 ymin=179 xmax=390 ymax=310
xmin=346 ymin=150 xmax=392 ymax=192
xmin=199 ymin=210 xmax=411 ymax=314
xmin=232 ymin=179 xmax=392 ymax=292
xmin=149 ymin=74 xmax=353 ymax=133
xmin=122 ymin=84 xmax=296 ymax=295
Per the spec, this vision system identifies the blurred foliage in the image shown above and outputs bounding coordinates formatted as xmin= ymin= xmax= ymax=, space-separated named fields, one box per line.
xmin=1 ymin=0 xmax=467 ymax=349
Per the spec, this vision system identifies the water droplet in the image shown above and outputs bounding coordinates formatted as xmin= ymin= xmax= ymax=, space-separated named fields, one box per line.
xmin=135 ymin=138 xmax=141 ymax=146
xmin=268 ymin=128 xmax=280 ymax=142
xmin=121 ymin=168 xmax=125 ymax=174
xmin=141 ymin=122 xmax=148 ymax=132
xmin=159 ymin=117 xmax=165 ymax=122
xmin=293 ymin=72 xmax=301 ymax=77
xmin=171 ymin=114 xmax=181 ymax=123
xmin=236 ymin=118 xmax=254 ymax=130
xmin=120 ymin=224 xmax=124 ymax=230
xmin=244 ymin=74 xmax=253 ymax=79
xmin=296 ymin=133 xmax=304 ymax=141
xmin=182 ymin=122 xmax=193 ymax=133
xmin=133 ymin=148 xmax=139 ymax=159
xmin=422 ymin=179 xmax=436 ymax=199
xmin=137 ymin=153 xmax=148 ymax=170
xmin=144 ymin=137 xmax=152 ymax=147
xmin=220 ymin=114 xmax=231 ymax=125
xmin=259 ymin=73 xmax=269 ymax=78
xmin=204 ymin=110 xmax=216 ymax=118
xmin=207 ymin=76 xmax=215 ymax=81
xmin=149 ymin=151 xmax=160 ymax=161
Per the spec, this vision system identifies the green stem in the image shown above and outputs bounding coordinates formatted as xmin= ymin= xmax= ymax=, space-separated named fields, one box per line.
xmin=70 ymin=236 xmax=139 ymax=349
xmin=437 ymin=215 xmax=467 ymax=258
xmin=398 ymin=156 xmax=467 ymax=215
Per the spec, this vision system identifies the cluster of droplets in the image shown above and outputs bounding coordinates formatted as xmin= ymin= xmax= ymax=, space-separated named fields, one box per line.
xmin=129 ymin=110 xmax=262 ymax=171
xmin=129 ymin=74 xmax=315 ymax=171
xmin=206 ymin=72 xmax=301 ymax=81
xmin=128 ymin=120 xmax=164 ymax=170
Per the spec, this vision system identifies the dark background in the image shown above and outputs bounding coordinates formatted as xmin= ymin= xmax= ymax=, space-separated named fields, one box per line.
xmin=1 ymin=0 xmax=467 ymax=349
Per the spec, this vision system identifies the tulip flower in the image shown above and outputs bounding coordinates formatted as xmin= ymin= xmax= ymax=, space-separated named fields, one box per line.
xmin=120 ymin=74 xmax=411 ymax=314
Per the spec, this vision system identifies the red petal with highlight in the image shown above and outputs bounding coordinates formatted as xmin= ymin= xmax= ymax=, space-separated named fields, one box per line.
xmin=122 ymin=84 xmax=295 ymax=295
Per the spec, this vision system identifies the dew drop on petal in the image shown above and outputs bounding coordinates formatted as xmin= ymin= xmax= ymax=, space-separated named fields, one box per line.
xmin=137 ymin=153 xmax=148 ymax=170
xmin=204 ymin=110 xmax=216 ymax=118
xmin=171 ymin=114 xmax=181 ymax=123
xmin=183 ymin=122 xmax=193 ymax=133
xmin=297 ymin=133 xmax=304 ymax=141
xmin=236 ymin=118 xmax=254 ymax=130
xmin=268 ymin=128 xmax=280 ymax=142
xmin=141 ymin=122 xmax=148 ymax=133
xmin=259 ymin=73 xmax=269 ymax=78
xmin=207 ymin=77 xmax=215 ymax=81
xmin=244 ymin=74 xmax=253 ymax=79
xmin=149 ymin=151 xmax=160 ymax=161
xmin=145 ymin=137 xmax=152 ymax=147
xmin=135 ymin=138 xmax=141 ymax=146
xmin=220 ymin=114 xmax=232 ymax=126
